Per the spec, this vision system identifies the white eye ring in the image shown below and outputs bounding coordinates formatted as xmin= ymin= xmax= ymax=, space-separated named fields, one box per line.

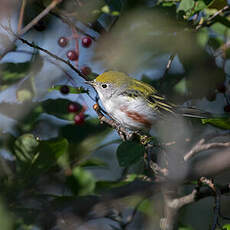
xmin=101 ymin=84 xmax=107 ymax=88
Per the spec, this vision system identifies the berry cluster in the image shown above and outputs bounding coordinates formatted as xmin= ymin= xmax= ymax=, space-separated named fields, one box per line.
xmin=206 ymin=82 xmax=230 ymax=112
xmin=57 ymin=35 xmax=92 ymax=75
xmin=57 ymin=34 xmax=94 ymax=124
xmin=68 ymin=102 xmax=85 ymax=125
xmin=59 ymin=86 xmax=86 ymax=125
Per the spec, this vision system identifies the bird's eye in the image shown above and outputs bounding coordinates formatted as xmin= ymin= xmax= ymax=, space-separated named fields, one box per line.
xmin=101 ymin=84 xmax=107 ymax=88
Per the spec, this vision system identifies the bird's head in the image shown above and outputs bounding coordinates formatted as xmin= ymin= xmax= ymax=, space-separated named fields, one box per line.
xmin=85 ymin=71 xmax=130 ymax=100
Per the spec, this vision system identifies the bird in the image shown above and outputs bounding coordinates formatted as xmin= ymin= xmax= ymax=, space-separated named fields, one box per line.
xmin=85 ymin=71 xmax=212 ymax=133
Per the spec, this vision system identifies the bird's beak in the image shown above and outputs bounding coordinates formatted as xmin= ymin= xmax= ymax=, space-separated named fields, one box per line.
xmin=85 ymin=80 xmax=95 ymax=86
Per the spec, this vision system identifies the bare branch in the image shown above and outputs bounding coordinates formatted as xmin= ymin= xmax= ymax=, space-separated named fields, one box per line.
xmin=19 ymin=0 xmax=63 ymax=35
xmin=0 ymin=0 xmax=63 ymax=60
xmin=163 ymin=54 xmax=175 ymax=77
xmin=17 ymin=36 xmax=90 ymax=81
xmin=188 ymin=148 xmax=230 ymax=180
xmin=184 ymin=134 xmax=230 ymax=162
xmin=17 ymin=0 xmax=27 ymax=33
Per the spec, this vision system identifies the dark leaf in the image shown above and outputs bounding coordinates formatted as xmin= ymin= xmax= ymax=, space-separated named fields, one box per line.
xmin=66 ymin=167 xmax=95 ymax=195
xmin=116 ymin=141 xmax=145 ymax=167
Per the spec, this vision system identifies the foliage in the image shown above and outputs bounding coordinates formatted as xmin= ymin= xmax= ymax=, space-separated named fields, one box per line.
xmin=0 ymin=0 xmax=230 ymax=229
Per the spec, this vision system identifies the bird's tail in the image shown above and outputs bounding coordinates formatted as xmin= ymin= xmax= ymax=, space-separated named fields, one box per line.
xmin=176 ymin=106 xmax=215 ymax=119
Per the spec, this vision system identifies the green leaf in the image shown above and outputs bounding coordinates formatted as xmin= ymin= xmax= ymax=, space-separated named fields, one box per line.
xmin=197 ymin=28 xmax=209 ymax=47
xmin=194 ymin=1 xmax=207 ymax=12
xmin=0 ymin=199 xmax=13 ymax=230
xmin=211 ymin=22 xmax=228 ymax=35
xmin=0 ymin=62 xmax=30 ymax=84
xmin=193 ymin=0 xmax=215 ymax=12
xmin=160 ymin=2 xmax=177 ymax=7
xmin=177 ymin=0 xmax=194 ymax=13
xmin=16 ymin=89 xmax=33 ymax=102
xmin=116 ymin=141 xmax=145 ymax=167
xmin=34 ymin=138 xmax=69 ymax=171
xmin=101 ymin=5 xmax=110 ymax=14
xmin=209 ymin=0 xmax=227 ymax=10
xmin=14 ymin=134 xmax=39 ymax=164
xmin=137 ymin=199 xmax=153 ymax=215
xmin=202 ymin=117 xmax=230 ymax=129
xmin=174 ymin=78 xmax=187 ymax=95
xmin=95 ymin=180 xmax=127 ymax=192
xmin=41 ymin=99 xmax=82 ymax=121
xmin=79 ymin=158 xmax=107 ymax=167
xmin=66 ymin=167 xmax=95 ymax=195
xmin=207 ymin=37 xmax=222 ymax=49
xmin=60 ymin=119 xmax=111 ymax=163
xmin=178 ymin=226 xmax=194 ymax=230
xmin=223 ymin=224 xmax=230 ymax=230
xmin=61 ymin=118 xmax=110 ymax=144
xmin=18 ymin=105 xmax=43 ymax=133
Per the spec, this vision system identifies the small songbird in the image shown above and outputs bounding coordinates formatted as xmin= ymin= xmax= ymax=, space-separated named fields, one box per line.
xmin=86 ymin=71 xmax=212 ymax=132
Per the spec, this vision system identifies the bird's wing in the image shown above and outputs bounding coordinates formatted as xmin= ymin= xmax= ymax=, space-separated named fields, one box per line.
xmin=146 ymin=93 xmax=175 ymax=114
xmin=128 ymin=79 xmax=176 ymax=114
xmin=123 ymin=81 xmax=212 ymax=119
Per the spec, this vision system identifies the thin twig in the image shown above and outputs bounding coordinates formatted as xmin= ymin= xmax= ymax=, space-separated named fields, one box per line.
xmin=19 ymin=0 xmax=63 ymax=35
xmin=17 ymin=36 xmax=90 ymax=80
xmin=184 ymin=136 xmax=230 ymax=162
xmin=200 ymin=177 xmax=220 ymax=230
xmin=196 ymin=5 xmax=230 ymax=30
xmin=164 ymin=54 xmax=175 ymax=76
xmin=17 ymin=0 xmax=27 ymax=33
xmin=0 ymin=0 xmax=63 ymax=60
xmin=212 ymin=187 xmax=221 ymax=230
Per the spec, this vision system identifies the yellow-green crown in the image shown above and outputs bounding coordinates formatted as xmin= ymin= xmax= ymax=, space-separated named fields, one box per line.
xmin=95 ymin=71 xmax=131 ymax=86
xmin=95 ymin=71 xmax=157 ymax=95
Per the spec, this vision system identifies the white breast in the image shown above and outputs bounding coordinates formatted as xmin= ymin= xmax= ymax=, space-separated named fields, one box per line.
xmin=102 ymin=95 xmax=157 ymax=131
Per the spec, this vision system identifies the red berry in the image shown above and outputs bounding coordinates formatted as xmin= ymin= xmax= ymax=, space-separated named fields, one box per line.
xmin=68 ymin=103 xmax=80 ymax=113
xmin=74 ymin=113 xmax=85 ymax=125
xmin=81 ymin=66 xmax=91 ymax=75
xmin=206 ymin=91 xmax=216 ymax=102
xmin=58 ymin=37 xmax=68 ymax=47
xmin=66 ymin=50 xmax=78 ymax=61
xmin=60 ymin=85 xmax=70 ymax=94
xmin=216 ymin=83 xmax=226 ymax=94
xmin=82 ymin=36 xmax=92 ymax=48
xmin=224 ymin=104 xmax=230 ymax=112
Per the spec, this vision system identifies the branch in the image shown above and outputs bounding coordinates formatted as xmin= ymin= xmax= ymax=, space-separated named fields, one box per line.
xmin=161 ymin=181 xmax=230 ymax=230
xmin=17 ymin=0 xmax=27 ymax=33
xmin=163 ymin=54 xmax=175 ymax=77
xmin=0 ymin=0 xmax=63 ymax=60
xmin=17 ymin=36 xmax=90 ymax=81
xmin=196 ymin=5 xmax=230 ymax=30
xmin=188 ymin=147 xmax=230 ymax=180
xmin=184 ymin=134 xmax=230 ymax=161
xmin=18 ymin=0 xmax=63 ymax=35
